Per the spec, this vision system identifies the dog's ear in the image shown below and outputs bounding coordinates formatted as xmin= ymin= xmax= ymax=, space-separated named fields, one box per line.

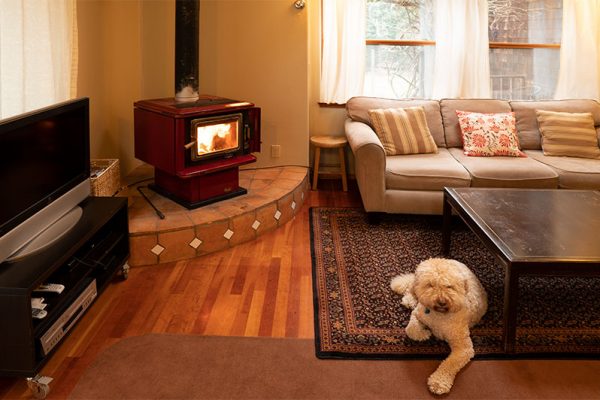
xmin=409 ymin=281 xmax=417 ymax=299
xmin=410 ymin=270 xmax=419 ymax=297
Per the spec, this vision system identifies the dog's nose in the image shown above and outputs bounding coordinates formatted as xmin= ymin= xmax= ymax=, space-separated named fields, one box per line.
xmin=433 ymin=299 xmax=449 ymax=313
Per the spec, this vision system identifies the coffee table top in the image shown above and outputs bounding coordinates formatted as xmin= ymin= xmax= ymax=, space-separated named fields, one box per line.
xmin=444 ymin=188 xmax=600 ymax=262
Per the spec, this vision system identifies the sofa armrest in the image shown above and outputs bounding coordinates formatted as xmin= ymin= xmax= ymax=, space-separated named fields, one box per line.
xmin=344 ymin=119 xmax=386 ymax=212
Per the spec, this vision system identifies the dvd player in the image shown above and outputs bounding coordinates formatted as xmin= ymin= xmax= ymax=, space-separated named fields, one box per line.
xmin=39 ymin=279 xmax=97 ymax=356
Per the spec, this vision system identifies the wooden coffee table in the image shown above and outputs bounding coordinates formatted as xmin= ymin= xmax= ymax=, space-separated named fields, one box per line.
xmin=442 ymin=187 xmax=600 ymax=354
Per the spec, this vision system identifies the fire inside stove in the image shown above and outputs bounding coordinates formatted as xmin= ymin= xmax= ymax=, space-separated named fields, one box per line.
xmin=189 ymin=113 xmax=241 ymax=160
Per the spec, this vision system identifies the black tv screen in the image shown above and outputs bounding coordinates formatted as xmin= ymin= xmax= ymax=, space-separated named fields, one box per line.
xmin=0 ymin=98 xmax=90 ymax=237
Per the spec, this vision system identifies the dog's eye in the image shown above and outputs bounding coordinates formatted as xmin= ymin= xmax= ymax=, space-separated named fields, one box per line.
xmin=445 ymin=285 xmax=454 ymax=290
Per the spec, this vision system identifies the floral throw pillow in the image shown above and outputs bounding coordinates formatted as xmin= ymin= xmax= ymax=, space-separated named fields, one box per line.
xmin=456 ymin=110 xmax=525 ymax=157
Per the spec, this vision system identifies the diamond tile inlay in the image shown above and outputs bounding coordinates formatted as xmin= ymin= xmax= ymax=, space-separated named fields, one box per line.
xmin=252 ymin=220 xmax=261 ymax=230
xmin=274 ymin=210 xmax=282 ymax=221
xmin=151 ymin=244 xmax=165 ymax=256
xmin=291 ymin=201 xmax=297 ymax=210
xmin=223 ymin=229 xmax=234 ymax=240
xmin=189 ymin=237 xmax=202 ymax=249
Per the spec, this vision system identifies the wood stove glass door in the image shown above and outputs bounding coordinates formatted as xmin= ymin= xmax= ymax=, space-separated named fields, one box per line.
xmin=189 ymin=113 xmax=242 ymax=161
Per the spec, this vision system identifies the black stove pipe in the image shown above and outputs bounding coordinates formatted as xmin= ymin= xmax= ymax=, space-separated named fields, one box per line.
xmin=175 ymin=0 xmax=200 ymax=101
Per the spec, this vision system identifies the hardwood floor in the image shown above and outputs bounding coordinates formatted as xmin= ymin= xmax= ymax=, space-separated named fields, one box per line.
xmin=0 ymin=180 xmax=362 ymax=400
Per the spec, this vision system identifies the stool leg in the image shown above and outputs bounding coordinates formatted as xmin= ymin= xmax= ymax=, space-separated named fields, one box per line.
xmin=312 ymin=146 xmax=321 ymax=191
xmin=338 ymin=146 xmax=348 ymax=191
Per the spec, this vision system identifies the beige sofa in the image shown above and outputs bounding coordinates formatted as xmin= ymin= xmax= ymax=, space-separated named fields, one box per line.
xmin=345 ymin=97 xmax=600 ymax=215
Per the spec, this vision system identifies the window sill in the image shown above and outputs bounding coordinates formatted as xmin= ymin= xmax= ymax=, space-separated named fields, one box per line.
xmin=318 ymin=102 xmax=346 ymax=108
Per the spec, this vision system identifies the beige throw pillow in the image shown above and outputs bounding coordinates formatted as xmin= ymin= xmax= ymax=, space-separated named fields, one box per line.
xmin=368 ymin=106 xmax=438 ymax=156
xmin=536 ymin=110 xmax=600 ymax=159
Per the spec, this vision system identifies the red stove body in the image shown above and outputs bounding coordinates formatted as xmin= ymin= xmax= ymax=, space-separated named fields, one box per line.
xmin=134 ymin=95 xmax=261 ymax=208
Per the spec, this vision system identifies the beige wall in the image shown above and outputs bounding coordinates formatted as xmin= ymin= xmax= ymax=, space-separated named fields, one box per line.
xmin=77 ymin=0 xmax=108 ymax=169
xmin=78 ymin=0 xmax=175 ymax=176
xmin=78 ymin=0 xmax=141 ymax=175
xmin=199 ymin=0 xmax=309 ymax=168
xmin=78 ymin=0 xmax=314 ymax=176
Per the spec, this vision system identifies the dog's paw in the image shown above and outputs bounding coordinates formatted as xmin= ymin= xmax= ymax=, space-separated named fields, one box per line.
xmin=427 ymin=371 xmax=454 ymax=395
xmin=390 ymin=274 xmax=414 ymax=295
xmin=401 ymin=293 xmax=417 ymax=309
xmin=405 ymin=322 xmax=432 ymax=341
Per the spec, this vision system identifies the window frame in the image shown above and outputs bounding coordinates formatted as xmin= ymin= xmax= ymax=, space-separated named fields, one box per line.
xmin=365 ymin=39 xmax=560 ymax=49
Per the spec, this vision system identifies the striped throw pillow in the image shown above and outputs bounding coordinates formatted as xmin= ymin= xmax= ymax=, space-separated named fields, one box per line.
xmin=368 ymin=107 xmax=438 ymax=156
xmin=536 ymin=110 xmax=600 ymax=159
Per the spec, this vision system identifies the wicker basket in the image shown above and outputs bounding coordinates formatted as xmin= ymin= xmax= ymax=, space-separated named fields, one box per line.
xmin=90 ymin=159 xmax=121 ymax=197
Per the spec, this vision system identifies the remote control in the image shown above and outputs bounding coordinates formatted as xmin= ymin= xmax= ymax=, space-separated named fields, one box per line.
xmin=32 ymin=308 xmax=48 ymax=319
xmin=34 ymin=283 xmax=65 ymax=294
xmin=31 ymin=301 xmax=47 ymax=310
xmin=31 ymin=297 xmax=45 ymax=307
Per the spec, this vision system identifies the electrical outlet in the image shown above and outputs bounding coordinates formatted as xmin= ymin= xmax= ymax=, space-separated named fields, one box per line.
xmin=271 ymin=145 xmax=281 ymax=158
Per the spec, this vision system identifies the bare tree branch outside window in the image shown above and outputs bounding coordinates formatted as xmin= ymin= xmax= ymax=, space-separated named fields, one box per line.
xmin=365 ymin=0 xmax=434 ymax=99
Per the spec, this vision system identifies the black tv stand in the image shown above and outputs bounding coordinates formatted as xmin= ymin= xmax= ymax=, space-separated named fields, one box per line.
xmin=0 ymin=197 xmax=129 ymax=381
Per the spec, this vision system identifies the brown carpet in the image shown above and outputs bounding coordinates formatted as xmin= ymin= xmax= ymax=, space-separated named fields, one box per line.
xmin=68 ymin=334 xmax=600 ymax=399
xmin=310 ymin=207 xmax=600 ymax=358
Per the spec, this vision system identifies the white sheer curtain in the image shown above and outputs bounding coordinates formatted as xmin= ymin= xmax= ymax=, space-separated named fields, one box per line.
xmin=431 ymin=0 xmax=490 ymax=99
xmin=320 ymin=0 xmax=366 ymax=104
xmin=554 ymin=0 xmax=600 ymax=99
xmin=0 ymin=0 xmax=78 ymax=119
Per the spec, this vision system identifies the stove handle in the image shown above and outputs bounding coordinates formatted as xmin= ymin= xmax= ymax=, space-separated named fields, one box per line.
xmin=243 ymin=124 xmax=251 ymax=149
xmin=184 ymin=141 xmax=196 ymax=150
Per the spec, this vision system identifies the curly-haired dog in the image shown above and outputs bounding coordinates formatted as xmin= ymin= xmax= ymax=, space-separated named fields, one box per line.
xmin=390 ymin=258 xmax=487 ymax=395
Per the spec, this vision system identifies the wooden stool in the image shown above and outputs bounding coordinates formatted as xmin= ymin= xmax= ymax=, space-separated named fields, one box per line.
xmin=310 ymin=135 xmax=348 ymax=191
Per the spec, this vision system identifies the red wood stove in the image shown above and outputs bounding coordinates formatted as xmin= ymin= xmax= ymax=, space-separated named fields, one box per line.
xmin=134 ymin=95 xmax=261 ymax=208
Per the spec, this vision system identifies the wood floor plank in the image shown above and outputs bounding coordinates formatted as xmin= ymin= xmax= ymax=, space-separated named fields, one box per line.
xmin=202 ymin=260 xmax=244 ymax=336
xmin=258 ymin=258 xmax=281 ymax=336
xmin=244 ymin=290 xmax=265 ymax=337
xmin=190 ymin=258 xmax=228 ymax=335
xmin=229 ymin=281 xmax=256 ymax=336
xmin=272 ymin=255 xmax=292 ymax=337
xmin=230 ymin=257 xmax=250 ymax=295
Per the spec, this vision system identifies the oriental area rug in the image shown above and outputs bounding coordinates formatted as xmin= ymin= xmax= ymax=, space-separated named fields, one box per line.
xmin=310 ymin=207 xmax=600 ymax=359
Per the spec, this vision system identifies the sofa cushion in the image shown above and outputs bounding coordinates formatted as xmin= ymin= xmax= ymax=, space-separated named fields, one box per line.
xmin=385 ymin=148 xmax=471 ymax=191
xmin=448 ymin=147 xmax=558 ymax=188
xmin=440 ymin=99 xmax=512 ymax=148
xmin=536 ymin=110 xmax=600 ymax=159
xmin=368 ymin=107 xmax=438 ymax=156
xmin=525 ymin=150 xmax=600 ymax=189
xmin=346 ymin=97 xmax=446 ymax=147
xmin=510 ymin=99 xmax=600 ymax=150
xmin=456 ymin=110 xmax=524 ymax=157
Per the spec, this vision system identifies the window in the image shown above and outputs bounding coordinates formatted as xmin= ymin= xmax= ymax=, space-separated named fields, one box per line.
xmin=365 ymin=0 xmax=434 ymax=99
xmin=488 ymin=0 xmax=562 ymax=100
xmin=363 ymin=0 xmax=562 ymax=100
xmin=0 ymin=1 xmax=77 ymax=119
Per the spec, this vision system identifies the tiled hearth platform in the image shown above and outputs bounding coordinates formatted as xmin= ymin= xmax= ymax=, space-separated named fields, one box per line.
xmin=123 ymin=165 xmax=309 ymax=266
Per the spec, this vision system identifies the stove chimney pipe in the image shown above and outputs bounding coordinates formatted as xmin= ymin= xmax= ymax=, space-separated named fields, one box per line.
xmin=175 ymin=0 xmax=200 ymax=102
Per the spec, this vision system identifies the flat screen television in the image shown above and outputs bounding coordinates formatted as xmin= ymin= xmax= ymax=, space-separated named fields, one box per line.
xmin=0 ymin=98 xmax=91 ymax=264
